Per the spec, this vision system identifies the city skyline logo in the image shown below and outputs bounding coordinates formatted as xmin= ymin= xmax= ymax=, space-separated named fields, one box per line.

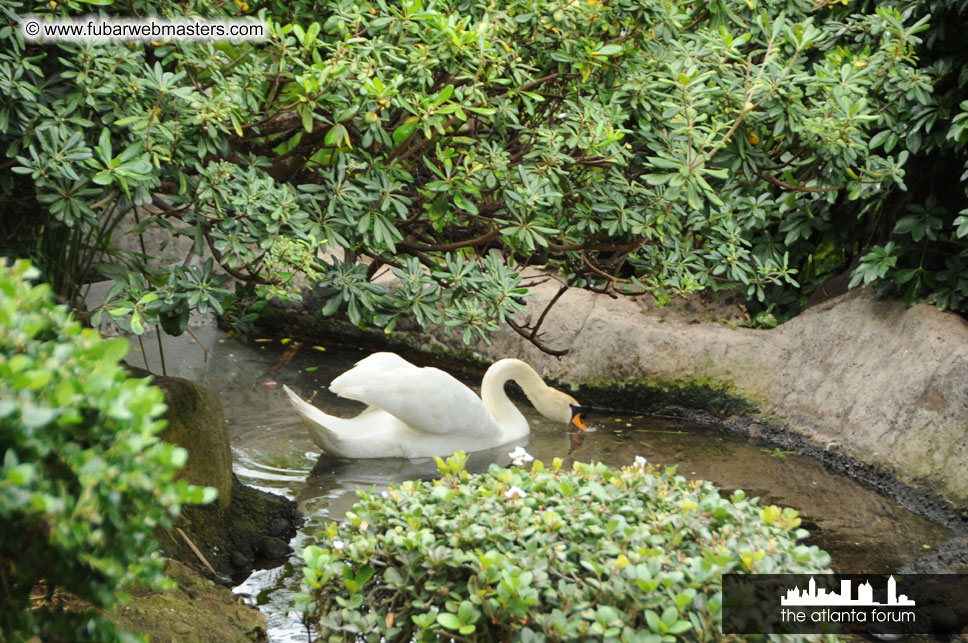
xmin=781 ymin=575 xmax=916 ymax=607
xmin=723 ymin=573 xmax=963 ymax=635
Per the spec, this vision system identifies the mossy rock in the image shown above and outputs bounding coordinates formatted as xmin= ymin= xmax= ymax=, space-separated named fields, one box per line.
xmin=105 ymin=559 xmax=267 ymax=642
xmin=567 ymin=376 xmax=760 ymax=417
xmin=125 ymin=366 xmax=300 ymax=580
xmin=160 ymin=474 xmax=300 ymax=582
xmin=151 ymin=372 xmax=235 ymax=508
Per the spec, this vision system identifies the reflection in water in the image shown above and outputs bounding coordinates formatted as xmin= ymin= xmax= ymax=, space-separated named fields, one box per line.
xmin=128 ymin=327 xmax=951 ymax=643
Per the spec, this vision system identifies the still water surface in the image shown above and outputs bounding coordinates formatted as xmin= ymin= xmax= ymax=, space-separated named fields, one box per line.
xmin=128 ymin=325 xmax=950 ymax=642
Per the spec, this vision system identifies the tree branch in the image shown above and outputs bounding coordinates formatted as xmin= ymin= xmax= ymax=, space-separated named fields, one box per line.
xmin=203 ymin=228 xmax=279 ymax=285
xmin=754 ymin=169 xmax=844 ymax=193
xmin=507 ymin=282 xmax=571 ymax=356
xmin=399 ymin=228 xmax=500 ymax=252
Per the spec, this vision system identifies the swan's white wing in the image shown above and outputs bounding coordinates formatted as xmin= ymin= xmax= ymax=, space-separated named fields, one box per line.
xmin=329 ymin=352 xmax=493 ymax=436
xmin=328 ymin=353 xmax=420 ymax=403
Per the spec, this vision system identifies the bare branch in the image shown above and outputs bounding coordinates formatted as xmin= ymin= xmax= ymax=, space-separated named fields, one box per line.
xmin=507 ymin=282 xmax=571 ymax=357
xmin=754 ymin=169 xmax=844 ymax=193
xmin=399 ymin=229 xmax=500 ymax=252
xmin=203 ymin=228 xmax=279 ymax=285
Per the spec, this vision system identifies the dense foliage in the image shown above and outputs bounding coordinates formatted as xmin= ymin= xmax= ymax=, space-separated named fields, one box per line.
xmin=297 ymin=452 xmax=832 ymax=641
xmin=847 ymin=0 xmax=968 ymax=312
xmin=0 ymin=259 xmax=215 ymax=641
xmin=0 ymin=0 xmax=965 ymax=344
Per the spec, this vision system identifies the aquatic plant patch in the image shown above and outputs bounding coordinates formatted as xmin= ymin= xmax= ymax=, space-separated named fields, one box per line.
xmin=297 ymin=452 xmax=833 ymax=641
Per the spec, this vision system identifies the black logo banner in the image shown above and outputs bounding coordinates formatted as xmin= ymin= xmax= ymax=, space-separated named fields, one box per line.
xmin=722 ymin=574 xmax=968 ymax=636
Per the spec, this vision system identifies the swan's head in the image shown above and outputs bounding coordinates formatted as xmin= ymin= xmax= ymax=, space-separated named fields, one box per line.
xmin=530 ymin=388 xmax=590 ymax=431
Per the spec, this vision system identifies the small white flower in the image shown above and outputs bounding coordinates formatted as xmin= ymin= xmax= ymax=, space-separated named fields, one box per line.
xmin=508 ymin=446 xmax=534 ymax=466
xmin=505 ymin=486 xmax=528 ymax=500
xmin=633 ymin=455 xmax=648 ymax=469
xmin=381 ymin=491 xmax=390 ymax=499
xmin=332 ymin=540 xmax=345 ymax=550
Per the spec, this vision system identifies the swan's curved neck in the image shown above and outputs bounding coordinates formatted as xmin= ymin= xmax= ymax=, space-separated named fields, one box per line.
xmin=481 ymin=359 xmax=547 ymax=430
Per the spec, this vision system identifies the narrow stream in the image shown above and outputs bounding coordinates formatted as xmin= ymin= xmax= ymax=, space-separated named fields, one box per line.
xmin=127 ymin=325 xmax=951 ymax=642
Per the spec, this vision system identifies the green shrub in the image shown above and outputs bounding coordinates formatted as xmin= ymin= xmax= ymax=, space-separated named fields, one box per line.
xmin=846 ymin=0 xmax=968 ymax=313
xmin=0 ymin=259 xmax=216 ymax=641
xmin=0 ymin=0 xmax=952 ymax=350
xmin=297 ymin=452 xmax=831 ymax=641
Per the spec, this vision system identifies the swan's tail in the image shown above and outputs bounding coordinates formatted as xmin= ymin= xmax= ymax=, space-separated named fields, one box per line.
xmin=282 ymin=385 xmax=344 ymax=454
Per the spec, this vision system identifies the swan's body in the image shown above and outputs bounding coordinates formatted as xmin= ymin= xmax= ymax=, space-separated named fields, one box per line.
xmin=283 ymin=352 xmax=587 ymax=459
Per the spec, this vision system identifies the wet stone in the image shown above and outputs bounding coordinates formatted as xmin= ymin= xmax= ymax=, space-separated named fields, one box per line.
xmin=266 ymin=517 xmax=290 ymax=537
xmin=230 ymin=550 xmax=253 ymax=569
xmin=259 ymin=536 xmax=291 ymax=559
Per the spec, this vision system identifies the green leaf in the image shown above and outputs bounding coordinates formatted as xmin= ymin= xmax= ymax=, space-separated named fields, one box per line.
xmin=392 ymin=120 xmax=419 ymax=143
xmin=668 ymin=620 xmax=693 ymax=634
xmin=434 ymin=84 xmax=454 ymax=106
xmin=412 ymin=613 xmax=435 ymax=629
xmin=661 ymin=606 xmax=678 ymax=626
xmin=6 ymin=463 xmax=36 ymax=485
xmin=298 ymin=106 xmax=314 ymax=133
xmin=436 ymin=613 xmax=461 ymax=630
xmin=869 ymin=129 xmax=892 ymax=149
xmin=200 ymin=486 xmax=218 ymax=504
xmin=356 ymin=565 xmax=375 ymax=586
xmin=893 ymin=215 xmax=921 ymax=236
xmin=325 ymin=123 xmax=350 ymax=149
xmin=114 ymin=115 xmax=142 ymax=127
xmin=0 ymin=401 xmax=16 ymax=419
xmin=101 ymin=337 xmax=130 ymax=363
xmin=321 ymin=296 xmax=341 ymax=316
xmin=91 ymin=172 xmax=114 ymax=186
xmin=594 ymin=43 xmax=623 ymax=56
xmin=384 ymin=566 xmax=404 ymax=586
xmin=96 ymin=127 xmax=113 ymax=162
xmin=16 ymin=370 xmax=52 ymax=390
xmin=21 ymin=405 xmax=57 ymax=429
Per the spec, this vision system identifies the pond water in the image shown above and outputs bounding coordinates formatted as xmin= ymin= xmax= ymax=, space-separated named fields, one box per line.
xmin=127 ymin=325 xmax=951 ymax=642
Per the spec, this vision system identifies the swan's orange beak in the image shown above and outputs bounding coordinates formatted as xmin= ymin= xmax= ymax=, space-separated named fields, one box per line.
xmin=570 ymin=412 xmax=589 ymax=432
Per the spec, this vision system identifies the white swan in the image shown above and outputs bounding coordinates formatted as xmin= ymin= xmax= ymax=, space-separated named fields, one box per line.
xmin=283 ymin=352 xmax=588 ymax=458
